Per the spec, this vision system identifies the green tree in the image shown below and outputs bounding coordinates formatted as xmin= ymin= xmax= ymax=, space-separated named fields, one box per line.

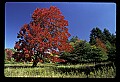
xmin=60 ymin=40 xmax=109 ymax=64
xmin=102 ymin=28 xmax=116 ymax=45
xmin=89 ymin=27 xmax=103 ymax=45
xmin=102 ymin=29 xmax=116 ymax=62
xmin=107 ymin=46 xmax=116 ymax=62
xmin=69 ymin=36 xmax=79 ymax=43
xmin=102 ymin=28 xmax=111 ymax=43
xmin=73 ymin=40 xmax=91 ymax=61
xmin=90 ymin=45 xmax=108 ymax=63
xmin=110 ymin=34 xmax=116 ymax=47
xmin=105 ymin=40 xmax=116 ymax=62
xmin=89 ymin=27 xmax=116 ymax=62
xmin=60 ymin=52 xmax=77 ymax=64
xmin=60 ymin=40 xmax=91 ymax=64
xmin=105 ymin=41 xmax=112 ymax=51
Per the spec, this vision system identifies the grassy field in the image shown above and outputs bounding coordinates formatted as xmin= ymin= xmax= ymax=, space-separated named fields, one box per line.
xmin=4 ymin=62 xmax=116 ymax=78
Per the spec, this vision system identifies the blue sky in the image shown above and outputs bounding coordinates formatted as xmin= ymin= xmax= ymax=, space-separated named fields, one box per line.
xmin=5 ymin=2 xmax=116 ymax=49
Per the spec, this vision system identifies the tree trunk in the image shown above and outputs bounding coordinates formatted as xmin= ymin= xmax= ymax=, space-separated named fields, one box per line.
xmin=32 ymin=59 xmax=38 ymax=67
xmin=32 ymin=54 xmax=38 ymax=67
xmin=32 ymin=51 xmax=45 ymax=67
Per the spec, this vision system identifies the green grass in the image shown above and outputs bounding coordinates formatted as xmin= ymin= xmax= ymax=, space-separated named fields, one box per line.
xmin=4 ymin=62 xmax=116 ymax=78
xmin=88 ymin=66 xmax=116 ymax=78
xmin=4 ymin=67 xmax=87 ymax=78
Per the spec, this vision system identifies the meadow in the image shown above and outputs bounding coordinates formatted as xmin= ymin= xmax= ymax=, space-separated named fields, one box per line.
xmin=4 ymin=62 xmax=116 ymax=78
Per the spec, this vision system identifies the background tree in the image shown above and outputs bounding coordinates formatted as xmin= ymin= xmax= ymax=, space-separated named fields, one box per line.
xmin=60 ymin=40 xmax=108 ymax=64
xmin=89 ymin=27 xmax=103 ymax=45
xmin=95 ymin=38 xmax=107 ymax=52
xmin=103 ymin=28 xmax=112 ymax=43
xmin=89 ymin=45 xmax=108 ymax=63
xmin=5 ymin=49 xmax=14 ymax=61
xmin=110 ymin=33 xmax=116 ymax=47
xmin=69 ymin=36 xmax=79 ymax=43
xmin=107 ymin=46 xmax=116 ymax=62
xmin=14 ymin=6 xmax=73 ymax=66
xmin=89 ymin=27 xmax=116 ymax=62
xmin=60 ymin=40 xmax=92 ymax=64
xmin=60 ymin=27 xmax=115 ymax=64
xmin=105 ymin=40 xmax=116 ymax=62
xmin=4 ymin=48 xmax=17 ymax=63
xmin=72 ymin=40 xmax=91 ymax=62
xmin=69 ymin=36 xmax=80 ymax=48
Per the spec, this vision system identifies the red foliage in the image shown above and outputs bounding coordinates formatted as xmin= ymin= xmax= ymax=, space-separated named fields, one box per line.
xmin=51 ymin=56 xmax=66 ymax=63
xmin=5 ymin=49 xmax=14 ymax=61
xmin=14 ymin=6 xmax=73 ymax=63
xmin=39 ymin=59 xmax=43 ymax=63
xmin=96 ymin=38 xmax=107 ymax=52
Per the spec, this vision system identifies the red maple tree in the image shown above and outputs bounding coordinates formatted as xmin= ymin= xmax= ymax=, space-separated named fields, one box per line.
xmin=14 ymin=6 xmax=73 ymax=66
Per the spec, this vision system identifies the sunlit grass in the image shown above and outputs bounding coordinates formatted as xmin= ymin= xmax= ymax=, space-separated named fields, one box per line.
xmin=4 ymin=62 xmax=116 ymax=78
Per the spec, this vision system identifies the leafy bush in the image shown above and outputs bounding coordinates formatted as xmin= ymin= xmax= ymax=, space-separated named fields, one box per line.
xmin=4 ymin=48 xmax=17 ymax=64
xmin=5 ymin=49 xmax=13 ymax=61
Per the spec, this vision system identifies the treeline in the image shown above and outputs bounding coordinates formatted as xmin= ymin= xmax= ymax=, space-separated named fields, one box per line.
xmin=60 ymin=27 xmax=116 ymax=64
xmin=5 ymin=27 xmax=116 ymax=64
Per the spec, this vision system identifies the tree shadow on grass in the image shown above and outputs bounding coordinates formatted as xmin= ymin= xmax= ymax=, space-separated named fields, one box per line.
xmin=4 ymin=65 xmax=47 ymax=68
xmin=53 ymin=62 xmax=115 ymax=77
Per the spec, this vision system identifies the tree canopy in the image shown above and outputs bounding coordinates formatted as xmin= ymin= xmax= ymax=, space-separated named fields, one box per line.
xmin=14 ymin=6 xmax=73 ymax=66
